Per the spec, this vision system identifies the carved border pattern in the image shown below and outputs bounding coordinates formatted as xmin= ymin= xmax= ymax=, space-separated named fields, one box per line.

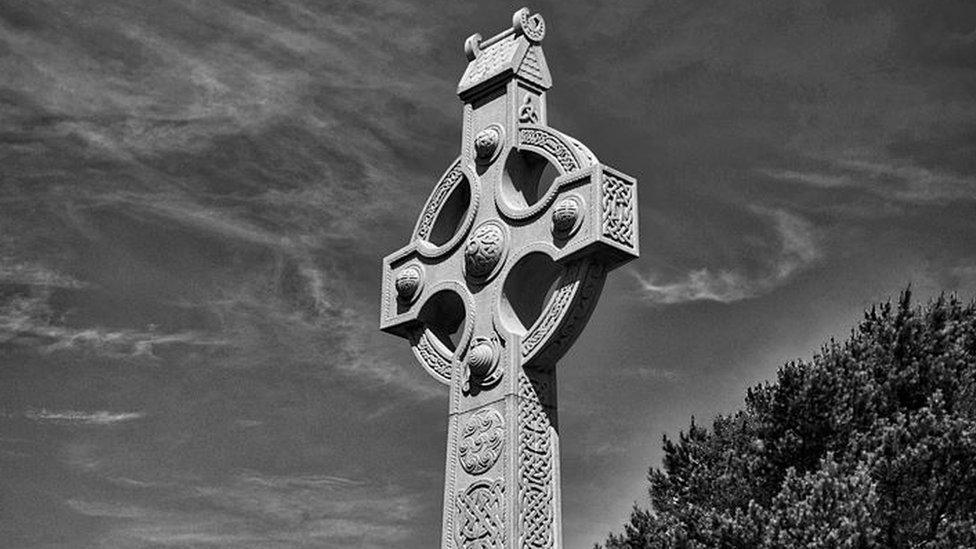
xmin=518 ymin=128 xmax=579 ymax=172
xmin=536 ymin=262 xmax=606 ymax=365
xmin=520 ymin=262 xmax=582 ymax=359
xmin=459 ymin=408 xmax=504 ymax=475
xmin=416 ymin=161 xmax=465 ymax=241
xmin=455 ymin=478 xmax=505 ymax=549
xmin=601 ymin=172 xmax=635 ymax=247
xmin=412 ymin=330 xmax=452 ymax=382
xmin=518 ymin=372 xmax=554 ymax=548
xmin=444 ymin=415 xmax=459 ymax=549
xmin=568 ymin=136 xmax=597 ymax=166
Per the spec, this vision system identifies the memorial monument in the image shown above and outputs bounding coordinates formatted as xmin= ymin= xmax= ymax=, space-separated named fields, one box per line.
xmin=380 ymin=8 xmax=639 ymax=547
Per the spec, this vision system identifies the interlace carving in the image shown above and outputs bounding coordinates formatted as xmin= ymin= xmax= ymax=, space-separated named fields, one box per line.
xmin=416 ymin=162 xmax=465 ymax=241
xmin=456 ymin=479 xmax=505 ymax=549
xmin=521 ymin=262 xmax=582 ymax=358
xmin=518 ymin=373 xmax=554 ymax=548
xmin=412 ymin=331 xmax=452 ymax=382
xmin=536 ymin=262 xmax=606 ymax=365
xmin=601 ymin=172 xmax=635 ymax=247
xmin=518 ymin=128 xmax=578 ymax=172
xmin=459 ymin=408 xmax=504 ymax=475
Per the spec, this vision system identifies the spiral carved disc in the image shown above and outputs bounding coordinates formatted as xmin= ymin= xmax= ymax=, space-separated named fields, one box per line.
xmin=464 ymin=221 xmax=506 ymax=280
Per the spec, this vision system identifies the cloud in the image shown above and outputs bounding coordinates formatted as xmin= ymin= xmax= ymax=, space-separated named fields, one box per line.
xmin=0 ymin=292 xmax=226 ymax=358
xmin=837 ymin=159 xmax=976 ymax=203
xmin=759 ymin=157 xmax=976 ymax=205
xmin=0 ymin=261 xmax=87 ymax=288
xmin=237 ymin=470 xmax=365 ymax=489
xmin=633 ymin=208 xmax=820 ymax=304
xmin=25 ymin=410 xmax=144 ymax=425
xmin=64 ymin=471 xmax=421 ymax=548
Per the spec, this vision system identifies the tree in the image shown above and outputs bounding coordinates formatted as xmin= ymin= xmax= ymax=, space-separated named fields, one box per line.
xmin=600 ymin=291 xmax=976 ymax=548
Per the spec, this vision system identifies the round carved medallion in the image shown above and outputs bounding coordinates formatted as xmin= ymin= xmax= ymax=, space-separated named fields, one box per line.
xmin=551 ymin=195 xmax=583 ymax=237
xmin=466 ymin=343 xmax=495 ymax=378
xmin=464 ymin=337 xmax=502 ymax=393
xmin=474 ymin=125 xmax=503 ymax=164
xmin=394 ymin=265 xmax=423 ymax=302
xmin=458 ymin=408 xmax=504 ymax=475
xmin=464 ymin=221 xmax=507 ymax=281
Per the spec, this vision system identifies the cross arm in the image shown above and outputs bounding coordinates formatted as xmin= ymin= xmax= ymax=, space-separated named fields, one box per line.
xmin=500 ymin=124 xmax=639 ymax=270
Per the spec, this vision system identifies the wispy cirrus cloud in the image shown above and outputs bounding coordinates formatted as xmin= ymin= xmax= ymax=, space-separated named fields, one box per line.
xmin=759 ymin=157 xmax=976 ymax=205
xmin=633 ymin=208 xmax=820 ymax=304
xmin=64 ymin=470 xmax=420 ymax=548
xmin=0 ymin=291 xmax=226 ymax=357
xmin=25 ymin=410 xmax=144 ymax=425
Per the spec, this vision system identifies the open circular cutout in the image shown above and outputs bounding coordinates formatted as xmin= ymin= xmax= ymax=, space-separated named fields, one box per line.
xmin=418 ymin=290 xmax=467 ymax=351
xmin=499 ymin=252 xmax=563 ymax=335
xmin=499 ymin=150 xmax=559 ymax=210
xmin=427 ymin=177 xmax=471 ymax=247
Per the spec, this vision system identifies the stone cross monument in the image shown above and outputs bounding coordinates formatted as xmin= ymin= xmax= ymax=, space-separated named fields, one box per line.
xmin=380 ymin=8 xmax=638 ymax=547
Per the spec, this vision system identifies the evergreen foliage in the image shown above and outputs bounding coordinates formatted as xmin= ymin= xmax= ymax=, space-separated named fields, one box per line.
xmin=600 ymin=291 xmax=976 ymax=548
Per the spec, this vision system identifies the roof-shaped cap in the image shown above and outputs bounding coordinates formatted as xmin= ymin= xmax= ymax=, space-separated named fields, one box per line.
xmin=457 ymin=8 xmax=552 ymax=100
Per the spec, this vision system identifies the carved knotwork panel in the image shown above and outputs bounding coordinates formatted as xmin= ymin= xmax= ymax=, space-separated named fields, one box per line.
xmin=518 ymin=371 xmax=555 ymax=548
xmin=455 ymin=479 xmax=505 ymax=549
xmin=601 ymin=171 xmax=636 ymax=248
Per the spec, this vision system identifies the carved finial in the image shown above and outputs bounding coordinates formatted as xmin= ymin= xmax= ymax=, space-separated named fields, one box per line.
xmin=512 ymin=7 xmax=545 ymax=43
xmin=464 ymin=33 xmax=482 ymax=61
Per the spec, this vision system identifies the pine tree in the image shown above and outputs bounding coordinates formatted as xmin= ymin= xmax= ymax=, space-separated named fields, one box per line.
xmin=599 ymin=291 xmax=976 ymax=548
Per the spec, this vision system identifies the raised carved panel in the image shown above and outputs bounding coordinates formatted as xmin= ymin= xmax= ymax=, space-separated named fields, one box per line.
xmin=459 ymin=408 xmax=504 ymax=475
xmin=455 ymin=479 xmax=505 ymax=549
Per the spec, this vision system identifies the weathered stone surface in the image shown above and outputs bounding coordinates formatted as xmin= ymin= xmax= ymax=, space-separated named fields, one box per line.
xmin=380 ymin=7 xmax=639 ymax=547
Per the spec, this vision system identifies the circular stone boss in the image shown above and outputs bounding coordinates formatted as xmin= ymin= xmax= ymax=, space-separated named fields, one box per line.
xmin=394 ymin=265 xmax=423 ymax=302
xmin=464 ymin=221 xmax=507 ymax=281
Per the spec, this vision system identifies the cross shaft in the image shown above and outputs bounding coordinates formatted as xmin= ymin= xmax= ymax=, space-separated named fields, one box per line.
xmin=380 ymin=8 xmax=639 ymax=547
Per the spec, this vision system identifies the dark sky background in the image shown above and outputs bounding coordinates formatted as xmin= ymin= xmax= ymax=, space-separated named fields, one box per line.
xmin=1 ymin=0 xmax=975 ymax=547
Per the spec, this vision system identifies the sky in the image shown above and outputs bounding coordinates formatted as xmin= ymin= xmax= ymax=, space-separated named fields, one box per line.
xmin=1 ymin=0 xmax=975 ymax=547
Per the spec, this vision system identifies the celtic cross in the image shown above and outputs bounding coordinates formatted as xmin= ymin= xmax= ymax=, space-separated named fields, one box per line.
xmin=380 ymin=8 xmax=638 ymax=547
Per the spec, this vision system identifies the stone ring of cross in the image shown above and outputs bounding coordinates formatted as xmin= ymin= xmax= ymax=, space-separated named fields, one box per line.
xmin=381 ymin=8 xmax=639 ymax=395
